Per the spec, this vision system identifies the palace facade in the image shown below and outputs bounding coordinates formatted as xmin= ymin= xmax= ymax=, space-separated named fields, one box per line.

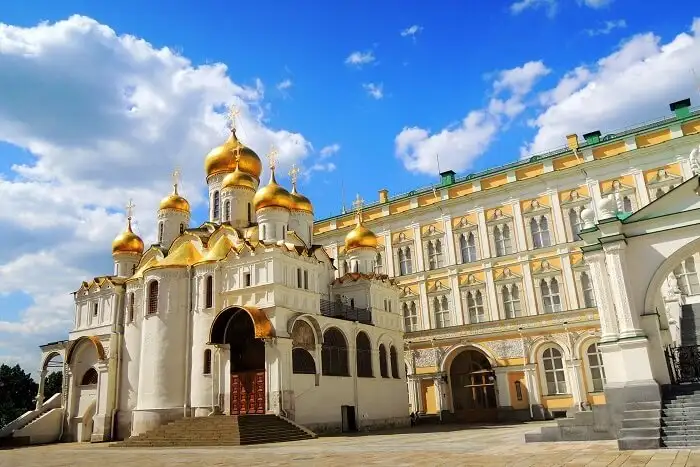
xmin=313 ymin=98 xmax=700 ymax=423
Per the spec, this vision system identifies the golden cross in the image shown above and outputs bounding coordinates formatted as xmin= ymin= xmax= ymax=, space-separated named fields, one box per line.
xmin=352 ymin=193 xmax=365 ymax=218
xmin=288 ymin=163 xmax=300 ymax=186
xmin=233 ymin=145 xmax=241 ymax=162
xmin=226 ymin=104 xmax=240 ymax=131
xmin=267 ymin=145 xmax=278 ymax=170
xmin=125 ymin=199 xmax=135 ymax=220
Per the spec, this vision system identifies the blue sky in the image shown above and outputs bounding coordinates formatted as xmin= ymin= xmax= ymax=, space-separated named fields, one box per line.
xmin=1 ymin=0 xmax=700 ymax=371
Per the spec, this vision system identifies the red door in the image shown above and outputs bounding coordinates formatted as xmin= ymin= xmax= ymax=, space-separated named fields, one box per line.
xmin=231 ymin=371 xmax=265 ymax=415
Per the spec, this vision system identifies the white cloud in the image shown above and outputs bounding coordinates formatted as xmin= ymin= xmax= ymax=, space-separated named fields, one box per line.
xmin=395 ymin=61 xmax=550 ymax=175
xmin=0 ymin=15 xmax=317 ymax=368
xmin=319 ymin=143 xmax=340 ymax=159
xmin=363 ymin=83 xmax=384 ymax=100
xmin=523 ymin=18 xmax=700 ymax=156
xmin=510 ymin=0 xmax=558 ymax=17
xmin=276 ymin=78 xmax=293 ymax=91
xmin=511 ymin=0 xmax=612 ymax=17
xmin=345 ymin=50 xmax=375 ymax=67
xmin=400 ymin=25 xmax=423 ymax=39
xmin=585 ymin=19 xmax=627 ymax=36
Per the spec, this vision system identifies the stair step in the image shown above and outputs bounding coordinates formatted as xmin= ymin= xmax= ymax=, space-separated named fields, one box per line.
xmin=624 ymin=409 xmax=661 ymax=419
xmin=622 ymin=418 xmax=661 ymax=429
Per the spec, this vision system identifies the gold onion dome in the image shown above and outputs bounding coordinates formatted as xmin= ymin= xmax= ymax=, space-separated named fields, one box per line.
xmin=253 ymin=169 xmax=294 ymax=211
xmin=112 ymin=218 xmax=144 ymax=256
xmin=222 ymin=165 xmax=257 ymax=191
xmin=204 ymin=130 xmax=262 ymax=180
xmin=344 ymin=222 xmax=378 ymax=252
xmin=290 ymin=184 xmax=313 ymax=214
xmin=159 ymin=185 xmax=190 ymax=213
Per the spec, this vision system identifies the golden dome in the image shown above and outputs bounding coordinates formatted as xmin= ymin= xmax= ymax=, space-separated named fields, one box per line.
xmin=222 ymin=165 xmax=257 ymax=191
xmin=290 ymin=184 xmax=313 ymax=214
xmin=204 ymin=130 xmax=262 ymax=180
xmin=344 ymin=222 xmax=378 ymax=252
xmin=112 ymin=218 xmax=144 ymax=256
xmin=159 ymin=185 xmax=190 ymax=213
xmin=253 ymin=169 xmax=294 ymax=211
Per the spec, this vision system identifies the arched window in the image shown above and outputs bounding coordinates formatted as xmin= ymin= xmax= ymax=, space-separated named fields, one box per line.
xmin=321 ymin=328 xmax=349 ymax=376
xmin=205 ymin=275 xmax=214 ymax=308
xmin=540 ymin=278 xmax=562 ymax=313
xmin=212 ymin=191 xmax=220 ymax=219
xmin=494 ymin=224 xmax=512 ymax=256
xmin=399 ymin=247 xmax=413 ymax=275
xmin=531 ymin=216 xmax=551 ymax=248
xmin=398 ymin=249 xmax=406 ymax=275
xmin=81 ymin=368 xmax=98 ymax=386
xmin=128 ymin=292 xmax=135 ymax=322
xmin=586 ymin=343 xmax=606 ymax=392
xmin=147 ymin=281 xmax=159 ymax=314
xmin=379 ymin=344 xmax=388 ymax=378
xmin=158 ymin=222 xmax=164 ymax=243
xmin=292 ymin=348 xmax=316 ymax=374
xmin=247 ymin=203 xmax=252 ymax=223
xmin=502 ymin=284 xmax=521 ymax=318
xmin=581 ymin=272 xmax=596 ymax=307
xmin=376 ymin=252 xmax=383 ymax=273
xmin=433 ymin=296 xmax=450 ymax=328
xmin=356 ymin=332 xmax=373 ymax=377
xmin=390 ymin=346 xmax=399 ymax=378
xmin=427 ymin=242 xmax=435 ymax=269
xmin=223 ymin=200 xmax=231 ymax=222
xmin=203 ymin=349 xmax=212 ymax=375
xmin=179 ymin=223 xmax=185 ymax=234
xmin=460 ymin=232 xmax=477 ymax=263
xmin=568 ymin=208 xmax=582 ymax=239
xmin=403 ymin=302 xmax=419 ymax=332
xmin=542 ymin=347 xmax=567 ymax=395
xmin=674 ymin=257 xmax=700 ymax=296
xmin=466 ymin=290 xmax=485 ymax=323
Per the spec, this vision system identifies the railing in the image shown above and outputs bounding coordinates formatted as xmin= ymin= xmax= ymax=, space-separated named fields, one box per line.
xmin=319 ymin=299 xmax=372 ymax=325
xmin=666 ymin=345 xmax=700 ymax=385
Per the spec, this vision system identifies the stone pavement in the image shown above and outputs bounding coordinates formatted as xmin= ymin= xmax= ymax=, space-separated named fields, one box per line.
xmin=2 ymin=422 xmax=700 ymax=466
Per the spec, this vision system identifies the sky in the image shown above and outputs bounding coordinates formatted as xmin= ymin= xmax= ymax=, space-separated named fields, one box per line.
xmin=1 ymin=0 xmax=700 ymax=373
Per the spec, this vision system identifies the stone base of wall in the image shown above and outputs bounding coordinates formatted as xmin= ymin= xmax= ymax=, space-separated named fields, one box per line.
xmin=524 ymin=405 xmax=615 ymax=443
xmin=497 ymin=407 xmax=531 ymax=423
xmin=131 ymin=408 xmax=184 ymax=437
xmin=307 ymin=416 xmax=410 ymax=435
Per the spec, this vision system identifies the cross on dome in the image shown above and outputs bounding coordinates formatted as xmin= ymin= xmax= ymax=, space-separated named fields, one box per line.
xmin=352 ymin=193 xmax=365 ymax=223
xmin=125 ymin=199 xmax=135 ymax=220
xmin=289 ymin=163 xmax=300 ymax=186
xmin=226 ymin=104 xmax=240 ymax=131
xmin=267 ymin=145 xmax=279 ymax=171
xmin=172 ymin=168 xmax=181 ymax=192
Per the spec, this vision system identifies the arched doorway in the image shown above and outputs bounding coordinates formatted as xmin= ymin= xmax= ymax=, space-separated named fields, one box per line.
xmin=449 ymin=349 xmax=497 ymax=422
xmin=211 ymin=307 xmax=267 ymax=415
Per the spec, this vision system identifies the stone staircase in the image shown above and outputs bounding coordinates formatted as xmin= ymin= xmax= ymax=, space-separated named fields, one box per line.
xmin=661 ymin=385 xmax=700 ymax=448
xmin=114 ymin=414 xmax=316 ymax=447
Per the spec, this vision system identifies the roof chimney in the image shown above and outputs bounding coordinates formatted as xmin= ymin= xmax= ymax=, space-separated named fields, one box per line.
xmin=566 ymin=134 xmax=579 ymax=150
xmin=670 ymin=98 xmax=691 ymax=119
xmin=378 ymin=189 xmax=389 ymax=203
xmin=582 ymin=131 xmax=601 ymax=145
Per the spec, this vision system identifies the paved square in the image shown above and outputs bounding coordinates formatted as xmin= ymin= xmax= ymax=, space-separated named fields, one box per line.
xmin=2 ymin=423 xmax=700 ymax=466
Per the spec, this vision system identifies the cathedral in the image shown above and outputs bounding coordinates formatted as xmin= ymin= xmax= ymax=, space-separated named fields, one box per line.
xmin=21 ymin=118 xmax=409 ymax=443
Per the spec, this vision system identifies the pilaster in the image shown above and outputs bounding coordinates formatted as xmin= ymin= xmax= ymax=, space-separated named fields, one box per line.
xmin=443 ymin=216 xmax=456 ymax=266
xmin=521 ymin=262 xmax=538 ymax=316
xmin=560 ymin=254 xmax=579 ymax=310
xmin=418 ymin=281 xmax=431 ymax=330
xmin=511 ymin=201 xmax=527 ymax=253
xmin=632 ymin=171 xmax=650 ymax=207
xmin=484 ymin=267 xmax=500 ymax=321
xmin=412 ymin=224 xmax=425 ymax=272
xmin=585 ymin=250 xmax=619 ymax=341
xmin=603 ymin=242 xmax=644 ymax=338
xmin=383 ymin=233 xmax=395 ymax=276
xmin=35 ymin=369 xmax=47 ymax=409
xmin=476 ymin=208 xmax=491 ymax=258
xmin=449 ymin=274 xmax=464 ymax=325
xmin=494 ymin=367 xmax=512 ymax=408
xmin=548 ymin=191 xmax=567 ymax=245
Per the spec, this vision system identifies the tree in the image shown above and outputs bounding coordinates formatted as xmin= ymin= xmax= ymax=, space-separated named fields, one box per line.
xmin=44 ymin=371 xmax=63 ymax=399
xmin=0 ymin=364 xmax=38 ymax=426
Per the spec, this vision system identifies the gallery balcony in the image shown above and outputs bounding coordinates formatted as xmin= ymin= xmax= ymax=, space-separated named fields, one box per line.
xmin=319 ymin=299 xmax=372 ymax=325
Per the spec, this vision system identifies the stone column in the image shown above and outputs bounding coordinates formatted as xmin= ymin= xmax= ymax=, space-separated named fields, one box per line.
xmin=267 ymin=337 xmax=294 ymax=418
xmin=560 ymin=255 xmax=579 ymax=310
xmin=566 ymin=360 xmax=586 ymax=411
xmin=585 ymin=250 xmax=619 ymax=341
xmin=603 ymin=242 xmax=644 ymax=338
xmin=433 ymin=375 xmax=446 ymax=415
xmin=494 ymin=368 xmax=512 ymax=409
xmin=35 ymin=369 xmax=47 ymax=409
xmin=523 ymin=364 xmax=543 ymax=420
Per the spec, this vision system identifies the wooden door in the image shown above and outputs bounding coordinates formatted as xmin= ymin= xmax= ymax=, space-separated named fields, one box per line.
xmin=231 ymin=371 xmax=265 ymax=415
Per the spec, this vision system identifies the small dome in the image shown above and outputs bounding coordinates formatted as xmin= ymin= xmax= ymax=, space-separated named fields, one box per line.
xmin=159 ymin=186 xmax=190 ymax=213
xmin=112 ymin=218 xmax=144 ymax=256
xmin=204 ymin=130 xmax=262 ymax=180
xmin=222 ymin=165 xmax=257 ymax=191
xmin=290 ymin=184 xmax=313 ymax=214
xmin=253 ymin=170 xmax=294 ymax=211
xmin=344 ymin=222 xmax=378 ymax=252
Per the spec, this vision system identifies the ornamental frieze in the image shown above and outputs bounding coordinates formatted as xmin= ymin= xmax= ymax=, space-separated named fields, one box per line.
xmin=482 ymin=338 xmax=525 ymax=359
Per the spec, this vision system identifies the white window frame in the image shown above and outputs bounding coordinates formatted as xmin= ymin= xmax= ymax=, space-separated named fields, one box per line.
xmin=500 ymin=283 xmax=523 ymax=319
xmin=401 ymin=300 xmax=419 ymax=332
xmin=539 ymin=277 xmax=563 ymax=313
xmin=539 ymin=345 xmax=568 ymax=395
xmin=674 ymin=256 xmax=700 ymax=296
xmin=584 ymin=341 xmax=606 ymax=393
xmin=464 ymin=289 xmax=487 ymax=324
xmin=492 ymin=223 xmax=513 ymax=257
xmin=431 ymin=294 xmax=452 ymax=329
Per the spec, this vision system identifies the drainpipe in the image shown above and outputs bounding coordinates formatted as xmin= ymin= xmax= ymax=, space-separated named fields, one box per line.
xmin=183 ymin=267 xmax=194 ymax=417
